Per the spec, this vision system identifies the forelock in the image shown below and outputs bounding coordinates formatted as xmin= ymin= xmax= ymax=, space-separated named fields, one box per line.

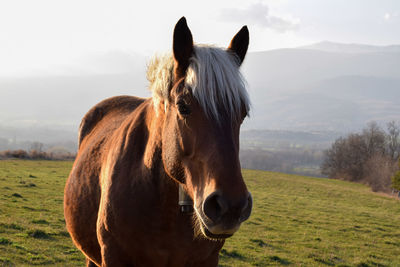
xmin=186 ymin=45 xmax=250 ymax=122
xmin=147 ymin=45 xmax=250 ymax=121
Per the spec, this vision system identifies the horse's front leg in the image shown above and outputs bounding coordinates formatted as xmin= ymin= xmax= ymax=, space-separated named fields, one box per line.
xmin=86 ymin=258 xmax=98 ymax=267
xmin=96 ymin=194 xmax=133 ymax=267
xmin=97 ymin=225 xmax=134 ymax=267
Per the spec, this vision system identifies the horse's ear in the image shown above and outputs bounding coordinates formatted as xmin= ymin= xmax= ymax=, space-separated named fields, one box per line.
xmin=173 ymin=17 xmax=193 ymax=79
xmin=228 ymin=26 xmax=249 ymax=65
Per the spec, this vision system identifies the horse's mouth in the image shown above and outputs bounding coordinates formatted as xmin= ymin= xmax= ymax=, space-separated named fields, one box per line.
xmin=201 ymin=223 xmax=233 ymax=240
xmin=194 ymin=202 xmax=241 ymax=240
xmin=197 ymin=217 xmax=235 ymax=240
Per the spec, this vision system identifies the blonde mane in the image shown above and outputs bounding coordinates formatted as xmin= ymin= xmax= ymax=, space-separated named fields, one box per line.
xmin=147 ymin=45 xmax=250 ymax=121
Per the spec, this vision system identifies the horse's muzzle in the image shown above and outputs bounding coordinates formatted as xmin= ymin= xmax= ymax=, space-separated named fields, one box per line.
xmin=198 ymin=191 xmax=252 ymax=239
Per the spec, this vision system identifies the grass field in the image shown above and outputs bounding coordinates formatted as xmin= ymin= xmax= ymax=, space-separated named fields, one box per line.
xmin=0 ymin=160 xmax=399 ymax=266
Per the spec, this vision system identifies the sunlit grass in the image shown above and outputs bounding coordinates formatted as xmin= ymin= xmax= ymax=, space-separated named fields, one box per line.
xmin=222 ymin=170 xmax=400 ymax=266
xmin=0 ymin=160 xmax=82 ymax=266
xmin=0 ymin=160 xmax=399 ymax=266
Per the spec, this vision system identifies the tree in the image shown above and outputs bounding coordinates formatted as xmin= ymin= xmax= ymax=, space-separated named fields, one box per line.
xmin=321 ymin=134 xmax=368 ymax=181
xmin=364 ymin=154 xmax=394 ymax=192
xmin=387 ymin=121 xmax=400 ymax=161
xmin=362 ymin=121 xmax=386 ymax=158
xmin=321 ymin=121 xmax=398 ymax=192
xmin=30 ymin=142 xmax=44 ymax=153
xmin=392 ymin=159 xmax=400 ymax=192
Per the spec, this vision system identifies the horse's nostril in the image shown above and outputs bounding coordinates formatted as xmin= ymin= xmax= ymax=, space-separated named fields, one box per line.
xmin=203 ymin=192 xmax=227 ymax=223
xmin=240 ymin=192 xmax=251 ymax=212
xmin=203 ymin=191 xmax=252 ymax=224
xmin=216 ymin=195 xmax=228 ymax=215
xmin=239 ymin=192 xmax=252 ymax=222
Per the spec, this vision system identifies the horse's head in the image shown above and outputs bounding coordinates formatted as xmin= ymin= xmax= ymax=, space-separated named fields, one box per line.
xmin=149 ymin=17 xmax=252 ymax=240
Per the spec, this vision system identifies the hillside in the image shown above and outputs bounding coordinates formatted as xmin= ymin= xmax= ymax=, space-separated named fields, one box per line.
xmin=1 ymin=42 xmax=400 ymax=147
xmin=249 ymin=75 xmax=400 ymax=131
xmin=240 ymin=129 xmax=341 ymax=149
xmin=0 ymin=160 xmax=399 ymax=266
xmin=301 ymin=41 xmax=400 ymax=54
xmin=242 ymin=45 xmax=400 ymax=131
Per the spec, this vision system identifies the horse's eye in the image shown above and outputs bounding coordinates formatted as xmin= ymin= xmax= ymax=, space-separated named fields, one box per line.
xmin=177 ymin=100 xmax=191 ymax=116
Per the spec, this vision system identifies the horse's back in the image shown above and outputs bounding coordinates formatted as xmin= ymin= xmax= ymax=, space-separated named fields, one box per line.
xmin=65 ymin=95 xmax=146 ymax=265
xmin=78 ymin=95 xmax=146 ymax=147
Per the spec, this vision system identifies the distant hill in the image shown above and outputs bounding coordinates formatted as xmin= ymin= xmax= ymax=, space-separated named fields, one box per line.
xmin=246 ymin=75 xmax=400 ymax=131
xmin=0 ymin=73 xmax=148 ymax=129
xmin=240 ymin=129 xmax=341 ymax=150
xmin=1 ymin=41 xmax=399 ymax=145
xmin=301 ymin=41 xmax=400 ymax=54
xmin=241 ymin=42 xmax=400 ymax=131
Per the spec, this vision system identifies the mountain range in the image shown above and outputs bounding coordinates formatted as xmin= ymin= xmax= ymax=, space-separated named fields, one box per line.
xmin=242 ymin=42 xmax=400 ymax=131
xmin=0 ymin=41 xmax=399 ymax=146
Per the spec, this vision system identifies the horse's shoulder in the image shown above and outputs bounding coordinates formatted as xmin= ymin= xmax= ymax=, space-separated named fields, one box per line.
xmin=78 ymin=95 xmax=147 ymax=147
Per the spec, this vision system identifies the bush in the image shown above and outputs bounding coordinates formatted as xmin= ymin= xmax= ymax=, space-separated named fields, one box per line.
xmin=29 ymin=150 xmax=48 ymax=159
xmin=0 ymin=149 xmax=29 ymax=159
xmin=391 ymin=160 xmax=400 ymax=191
xmin=321 ymin=134 xmax=368 ymax=182
xmin=363 ymin=154 xmax=395 ymax=192
xmin=0 ymin=149 xmax=75 ymax=160
xmin=321 ymin=121 xmax=399 ymax=193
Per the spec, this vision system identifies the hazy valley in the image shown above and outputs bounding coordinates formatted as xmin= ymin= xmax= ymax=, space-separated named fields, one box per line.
xmin=1 ymin=42 xmax=399 ymax=175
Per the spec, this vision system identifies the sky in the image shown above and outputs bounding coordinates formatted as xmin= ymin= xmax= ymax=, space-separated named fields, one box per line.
xmin=0 ymin=0 xmax=399 ymax=77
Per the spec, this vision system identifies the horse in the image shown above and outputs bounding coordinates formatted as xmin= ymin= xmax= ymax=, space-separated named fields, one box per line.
xmin=64 ymin=17 xmax=252 ymax=267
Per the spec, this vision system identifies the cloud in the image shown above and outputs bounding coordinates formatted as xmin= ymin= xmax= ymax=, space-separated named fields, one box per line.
xmin=219 ymin=3 xmax=299 ymax=32
xmin=384 ymin=12 xmax=399 ymax=21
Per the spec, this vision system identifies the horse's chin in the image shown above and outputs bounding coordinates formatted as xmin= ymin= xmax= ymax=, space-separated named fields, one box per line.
xmin=193 ymin=204 xmax=238 ymax=240
xmin=200 ymin=222 xmax=233 ymax=240
xmin=194 ymin=214 xmax=234 ymax=241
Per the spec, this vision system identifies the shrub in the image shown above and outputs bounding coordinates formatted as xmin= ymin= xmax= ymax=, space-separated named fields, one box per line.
xmin=321 ymin=121 xmax=399 ymax=193
xmin=363 ymin=154 xmax=395 ymax=192
xmin=391 ymin=160 xmax=400 ymax=191
xmin=0 ymin=149 xmax=75 ymax=160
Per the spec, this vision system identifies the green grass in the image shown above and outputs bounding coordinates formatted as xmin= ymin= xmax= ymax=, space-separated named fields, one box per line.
xmin=0 ymin=160 xmax=82 ymax=266
xmin=222 ymin=170 xmax=400 ymax=266
xmin=0 ymin=160 xmax=400 ymax=266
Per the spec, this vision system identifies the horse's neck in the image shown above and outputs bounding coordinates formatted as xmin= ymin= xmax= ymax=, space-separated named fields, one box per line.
xmin=142 ymin=104 xmax=164 ymax=171
xmin=126 ymin=101 xmax=177 ymax=202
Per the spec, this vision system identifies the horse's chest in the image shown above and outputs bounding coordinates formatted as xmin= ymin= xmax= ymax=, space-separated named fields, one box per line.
xmin=101 ymin=177 xmax=223 ymax=265
xmin=127 ymin=234 xmax=222 ymax=266
xmin=109 ymin=203 xmax=221 ymax=265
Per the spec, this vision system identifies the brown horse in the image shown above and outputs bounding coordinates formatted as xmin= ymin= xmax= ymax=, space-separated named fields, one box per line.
xmin=64 ymin=17 xmax=252 ymax=267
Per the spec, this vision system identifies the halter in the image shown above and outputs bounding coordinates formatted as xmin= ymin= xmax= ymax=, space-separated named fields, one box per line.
xmin=178 ymin=184 xmax=193 ymax=213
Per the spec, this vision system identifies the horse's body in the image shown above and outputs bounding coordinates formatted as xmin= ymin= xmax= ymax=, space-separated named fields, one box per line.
xmin=64 ymin=17 xmax=251 ymax=267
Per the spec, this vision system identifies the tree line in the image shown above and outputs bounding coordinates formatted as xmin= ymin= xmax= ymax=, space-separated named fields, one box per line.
xmin=240 ymin=148 xmax=324 ymax=177
xmin=321 ymin=121 xmax=400 ymax=193
xmin=0 ymin=142 xmax=75 ymax=160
